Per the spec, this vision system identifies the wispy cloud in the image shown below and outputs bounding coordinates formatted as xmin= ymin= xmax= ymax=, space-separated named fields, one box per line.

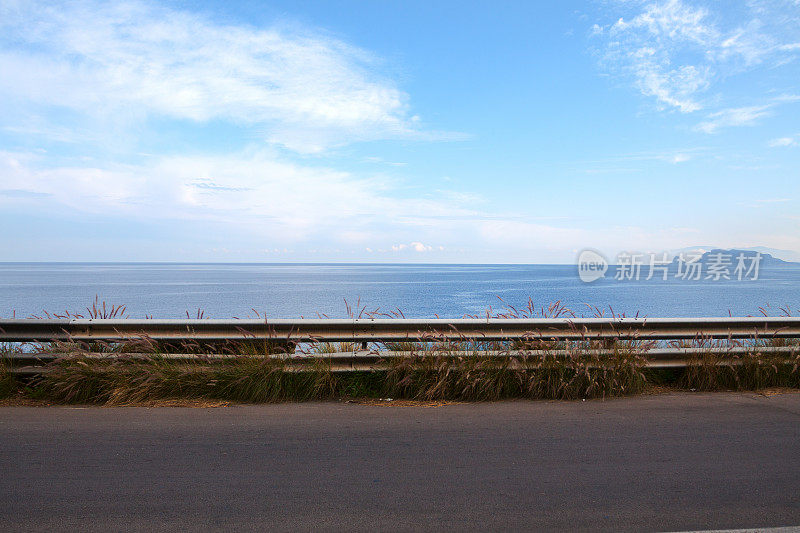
xmin=0 ymin=188 xmax=51 ymax=199
xmin=0 ymin=0 xmax=440 ymax=153
xmin=755 ymin=198 xmax=791 ymax=203
xmin=0 ymin=0 xmax=479 ymax=256
xmin=769 ymin=135 xmax=799 ymax=147
xmin=0 ymin=149 xmax=480 ymax=244
xmin=595 ymin=0 xmax=718 ymax=112
xmin=695 ymin=105 xmax=772 ymax=133
xmin=4 ymin=147 xmax=745 ymax=260
xmin=742 ymin=197 xmax=793 ymax=208
xmin=694 ymin=93 xmax=800 ymax=133
xmin=592 ymin=0 xmax=800 ymax=114
xmin=390 ymin=242 xmax=441 ymax=253
xmin=578 ymin=148 xmax=705 ymax=170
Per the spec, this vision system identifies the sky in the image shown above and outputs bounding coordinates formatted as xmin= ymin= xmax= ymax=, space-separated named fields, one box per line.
xmin=1 ymin=0 xmax=799 ymax=263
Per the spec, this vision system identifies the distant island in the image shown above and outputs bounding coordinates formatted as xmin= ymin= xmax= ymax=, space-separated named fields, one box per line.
xmin=603 ymin=248 xmax=798 ymax=283
xmin=670 ymin=249 xmax=794 ymax=267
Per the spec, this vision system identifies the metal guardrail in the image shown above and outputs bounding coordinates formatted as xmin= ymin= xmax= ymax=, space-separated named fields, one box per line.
xmin=2 ymin=317 xmax=799 ymax=375
xmin=5 ymin=345 xmax=799 ymax=365
xmin=2 ymin=316 xmax=800 ymax=343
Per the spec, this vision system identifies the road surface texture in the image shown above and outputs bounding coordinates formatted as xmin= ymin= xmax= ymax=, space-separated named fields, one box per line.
xmin=1 ymin=392 xmax=799 ymax=532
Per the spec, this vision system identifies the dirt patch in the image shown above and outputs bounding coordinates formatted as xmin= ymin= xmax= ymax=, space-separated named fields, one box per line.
xmin=110 ymin=399 xmax=235 ymax=408
xmin=0 ymin=396 xmax=234 ymax=408
xmin=754 ymin=387 xmax=800 ymax=397
xmin=0 ymin=396 xmax=56 ymax=407
xmin=641 ymin=384 xmax=676 ymax=395
xmin=346 ymin=398 xmax=463 ymax=408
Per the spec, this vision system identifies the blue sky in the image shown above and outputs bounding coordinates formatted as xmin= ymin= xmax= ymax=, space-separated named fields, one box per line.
xmin=1 ymin=0 xmax=799 ymax=262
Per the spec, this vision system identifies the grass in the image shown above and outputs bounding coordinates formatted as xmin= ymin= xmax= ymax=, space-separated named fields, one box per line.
xmin=2 ymin=338 xmax=799 ymax=405
xmin=1 ymin=353 xmax=646 ymax=405
xmin=679 ymin=349 xmax=800 ymax=391
xmin=30 ymin=358 xmax=340 ymax=404
xmin=1 ymin=298 xmax=799 ymax=405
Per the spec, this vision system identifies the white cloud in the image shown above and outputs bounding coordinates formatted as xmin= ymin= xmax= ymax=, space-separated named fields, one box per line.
xmin=594 ymin=0 xmax=800 ymax=114
xmin=753 ymin=198 xmax=791 ymax=204
xmin=695 ymin=105 xmax=772 ymax=133
xmin=389 ymin=242 xmax=435 ymax=252
xmin=0 ymin=0 xmax=481 ymax=257
xmin=634 ymin=63 xmax=710 ymax=113
xmin=740 ymin=197 xmax=794 ymax=209
xmin=0 ymin=0 xmax=430 ymax=153
xmin=579 ymin=148 xmax=704 ymax=169
xmin=0 ymin=150 xmax=478 ymax=243
xmin=6 ymin=147 xmax=718 ymax=260
xmin=769 ymin=136 xmax=799 ymax=147
xmin=0 ymin=1 xmax=479 ymax=257
xmin=669 ymin=153 xmax=691 ymax=163
xmin=600 ymin=0 xmax=718 ymax=112
xmin=609 ymin=1 xmax=716 ymax=44
xmin=3 ymin=148 xmax=798 ymax=261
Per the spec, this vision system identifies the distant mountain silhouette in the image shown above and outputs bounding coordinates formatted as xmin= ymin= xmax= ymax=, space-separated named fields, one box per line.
xmin=606 ymin=248 xmax=797 ymax=282
xmin=670 ymin=248 xmax=793 ymax=266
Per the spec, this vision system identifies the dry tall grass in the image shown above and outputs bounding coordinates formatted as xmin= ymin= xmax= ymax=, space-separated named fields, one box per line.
xmin=1 ymin=298 xmax=798 ymax=404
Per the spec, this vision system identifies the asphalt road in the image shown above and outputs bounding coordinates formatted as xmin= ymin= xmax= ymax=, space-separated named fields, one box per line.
xmin=1 ymin=393 xmax=800 ymax=532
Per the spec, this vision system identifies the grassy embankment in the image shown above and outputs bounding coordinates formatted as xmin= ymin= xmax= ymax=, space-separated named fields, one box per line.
xmin=2 ymin=338 xmax=799 ymax=405
xmin=1 ymin=300 xmax=798 ymax=405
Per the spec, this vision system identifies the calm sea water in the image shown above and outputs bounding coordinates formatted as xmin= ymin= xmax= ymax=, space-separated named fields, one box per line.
xmin=1 ymin=262 xmax=799 ymax=319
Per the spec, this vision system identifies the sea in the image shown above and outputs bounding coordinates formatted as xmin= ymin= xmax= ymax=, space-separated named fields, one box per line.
xmin=1 ymin=262 xmax=799 ymax=319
